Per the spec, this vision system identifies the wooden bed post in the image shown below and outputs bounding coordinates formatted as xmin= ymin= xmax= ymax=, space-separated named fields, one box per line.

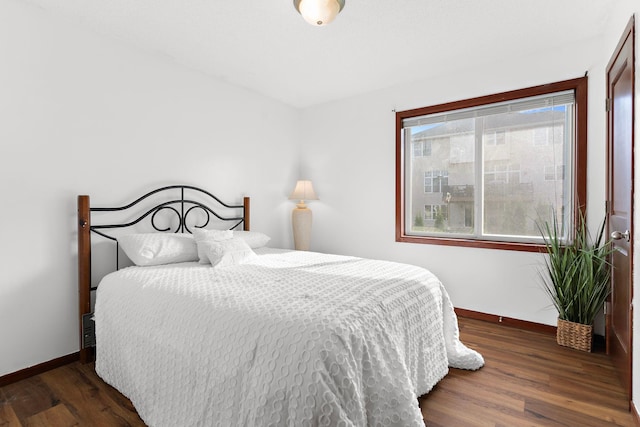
xmin=78 ymin=195 xmax=92 ymax=363
xmin=243 ymin=197 xmax=250 ymax=231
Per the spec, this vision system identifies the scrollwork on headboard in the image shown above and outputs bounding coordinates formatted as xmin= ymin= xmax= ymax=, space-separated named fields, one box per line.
xmin=88 ymin=185 xmax=249 ymax=240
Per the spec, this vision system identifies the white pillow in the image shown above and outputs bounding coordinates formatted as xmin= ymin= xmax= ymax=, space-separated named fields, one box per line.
xmin=192 ymin=228 xmax=233 ymax=264
xmin=202 ymin=237 xmax=257 ymax=269
xmin=118 ymin=233 xmax=198 ymax=266
xmin=232 ymin=230 xmax=271 ymax=249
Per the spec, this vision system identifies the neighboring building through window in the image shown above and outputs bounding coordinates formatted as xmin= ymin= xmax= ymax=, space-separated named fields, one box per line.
xmin=396 ymin=78 xmax=587 ymax=251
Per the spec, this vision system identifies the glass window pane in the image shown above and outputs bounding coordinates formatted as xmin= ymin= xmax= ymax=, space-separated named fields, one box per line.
xmin=404 ymin=92 xmax=573 ymax=243
xmin=398 ymin=80 xmax=585 ymax=248
xmin=482 ymin=106 xmax=570 ymax=238
xmin=407 ymin=118 xmax=475 ymax=236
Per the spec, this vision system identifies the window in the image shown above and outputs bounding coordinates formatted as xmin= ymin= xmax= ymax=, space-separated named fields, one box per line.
xmin=485 ymin=163 xmax=520 ymax=184
xmin=421 ymin=204 xmax=449 ymax=233
xmin=424 ymin=170 xmax=448 ymax=193
xmin=424 ymin=204 xmax=435 ymax=220
xmin=424 ymin=204 xmax=449 ymax=221
xmin=413 ymin=139 xmax=432 ymax=157
xmin=424 ymin=140 xmax=432 ymax=156
xmin=484 ymin=130 xmax=506 ymax=146
xmin=396 ymin=78 xmax=587 ymax=251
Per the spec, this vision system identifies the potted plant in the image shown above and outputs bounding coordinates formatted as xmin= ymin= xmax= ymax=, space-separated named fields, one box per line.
xmin=538 ymin=212 xmax=613 ymax=352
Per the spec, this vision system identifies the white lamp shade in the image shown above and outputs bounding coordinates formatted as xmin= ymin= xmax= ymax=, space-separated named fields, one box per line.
xmin=289 ymin=180 xmax=319 ymax=202
xmin=296 ymin=0 xmax=344 ymax=26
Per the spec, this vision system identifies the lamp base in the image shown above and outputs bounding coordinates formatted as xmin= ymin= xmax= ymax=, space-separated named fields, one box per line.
xmin=292 ymin=207 xmax=312 ymax=251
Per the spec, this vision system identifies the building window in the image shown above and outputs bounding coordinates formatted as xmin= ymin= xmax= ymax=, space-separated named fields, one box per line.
xmin=413 ymin=139 xmax=432 ymax=157
xmin=424 ymin=140 xmax=432 ymax=156
xmin=395 ymin=77 xmax=587 ymax=251
xmin=424 ymin=204 xmax=449 ymax=220
xmin=485 ymin=163 xmax=520 ymax=184
xmin=422 ymin=204 xmax=449 ymax=232
xmin=424 ymin=204 xmax=435 ymax=220
xmin=424 ymin=170 xmax=448 ymax=193
xmin=484 ymin=130 xmax=506 ymax=146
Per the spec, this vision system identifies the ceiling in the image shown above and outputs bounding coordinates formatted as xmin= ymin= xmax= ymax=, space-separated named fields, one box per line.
xmin=25 ymin=0 xmax=614 ymax=108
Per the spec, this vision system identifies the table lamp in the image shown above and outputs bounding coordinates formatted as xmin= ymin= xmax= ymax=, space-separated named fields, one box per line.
xmin=288 ymin=180 xmax=319 ymax=251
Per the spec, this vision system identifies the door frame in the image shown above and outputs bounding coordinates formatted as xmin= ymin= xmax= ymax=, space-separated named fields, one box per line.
xmin=606 ymin=14 xmax=635 ymax=405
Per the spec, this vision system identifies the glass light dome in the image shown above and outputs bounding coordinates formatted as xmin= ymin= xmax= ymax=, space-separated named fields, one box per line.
xmin=294 ymin=0 xmax=345 ymax=27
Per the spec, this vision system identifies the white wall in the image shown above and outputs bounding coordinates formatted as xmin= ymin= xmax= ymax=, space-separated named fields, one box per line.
xmin=0 ymin=0 xmax=299 ymax=377
xmin=299 ymin=37 xmax=608 ymax=328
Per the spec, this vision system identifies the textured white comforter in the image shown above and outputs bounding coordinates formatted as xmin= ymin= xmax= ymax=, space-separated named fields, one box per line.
xmin=95 ymin=248 xmax=483 ymax=427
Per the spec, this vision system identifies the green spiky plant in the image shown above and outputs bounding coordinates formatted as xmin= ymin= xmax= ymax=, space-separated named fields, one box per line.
xmin=538 ymin=211 xmax=613 ymax=326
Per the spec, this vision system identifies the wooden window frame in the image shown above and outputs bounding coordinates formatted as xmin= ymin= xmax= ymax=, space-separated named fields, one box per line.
xmin=395 ymin=77 xmax=588 ymax=252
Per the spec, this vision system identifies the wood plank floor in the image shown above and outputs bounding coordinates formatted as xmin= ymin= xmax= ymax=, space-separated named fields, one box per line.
xmin=420 ymin=318 xmax=634 ymax=426
xmin=0 ymin=318 xmax=634 ymax=426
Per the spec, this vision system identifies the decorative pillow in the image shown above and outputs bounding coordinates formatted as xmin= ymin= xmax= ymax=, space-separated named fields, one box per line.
xmin=117 ymin=233 xmax=198 ymax=266
xmin=192 ymin=228 xmax=234 ymax=264
xmin=232 ymin=230 xmax=271 ymax=249
xmin=202 ymin=237 xmax=257 ymax=269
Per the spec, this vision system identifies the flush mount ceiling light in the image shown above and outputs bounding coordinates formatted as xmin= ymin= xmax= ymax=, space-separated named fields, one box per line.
xmin=293 ymin=0 xmax=345 ymax=27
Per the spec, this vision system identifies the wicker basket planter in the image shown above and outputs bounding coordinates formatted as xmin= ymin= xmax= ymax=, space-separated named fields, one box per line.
xmin=556 ymin=318 xmax=593 ymax=352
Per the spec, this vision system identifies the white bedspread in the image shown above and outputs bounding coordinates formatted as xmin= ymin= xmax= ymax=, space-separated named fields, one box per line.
xmin=95 ymin=248 xmax=483 ymax=427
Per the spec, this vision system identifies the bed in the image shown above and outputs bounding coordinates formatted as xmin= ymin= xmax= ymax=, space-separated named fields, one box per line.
xmin=77 ymin=185 xmax=483 ymax=427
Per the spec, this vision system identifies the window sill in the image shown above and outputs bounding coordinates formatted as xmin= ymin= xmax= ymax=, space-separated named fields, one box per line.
xmin=396 ymin=233 xmax=546 ymax=253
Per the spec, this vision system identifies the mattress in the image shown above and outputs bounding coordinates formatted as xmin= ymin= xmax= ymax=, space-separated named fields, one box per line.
xmin=95 ymin=248 xmax=483 ymax=426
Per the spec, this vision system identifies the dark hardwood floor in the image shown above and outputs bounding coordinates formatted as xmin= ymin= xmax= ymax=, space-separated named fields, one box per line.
xmin=420 ymin=318 xmax=634 ymax=426
xmin=0 ymin=318 xmax=635 ymax=426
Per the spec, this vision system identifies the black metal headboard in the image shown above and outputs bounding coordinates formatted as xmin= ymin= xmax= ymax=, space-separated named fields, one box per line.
xmin=77 ymin=185 xmax=250 ymax=363
xmin=85 ymin=185 xmax=248 ymax=240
